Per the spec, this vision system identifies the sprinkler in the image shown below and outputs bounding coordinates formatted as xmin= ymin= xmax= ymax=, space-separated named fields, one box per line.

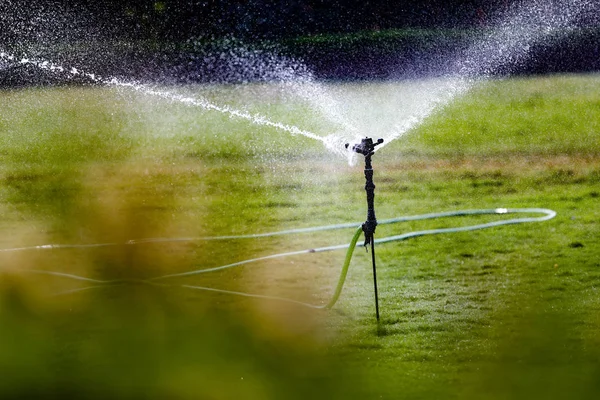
xmin=346 ymin=137 xmax=384 ymax=320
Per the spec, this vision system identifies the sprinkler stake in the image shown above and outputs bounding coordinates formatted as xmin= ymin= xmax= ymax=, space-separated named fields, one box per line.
xmin=346 ymin=137 xmax=384 ymax=320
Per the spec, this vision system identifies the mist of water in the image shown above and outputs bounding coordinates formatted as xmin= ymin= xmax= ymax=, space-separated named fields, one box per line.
xmin=376 ymin=0 xmax=599 ymax=151
xmin=1 ymin=0 xmax=598 ymax=161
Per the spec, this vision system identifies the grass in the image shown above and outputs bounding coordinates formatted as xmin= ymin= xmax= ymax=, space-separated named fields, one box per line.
xmin=0 ymin=74 xmax=599 ymax=399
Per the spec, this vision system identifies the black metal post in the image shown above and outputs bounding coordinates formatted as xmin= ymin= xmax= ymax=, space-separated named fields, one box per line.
xmin=362 ymin=151 xmax=377 ymax=246
xmin=346 ymin=137 xmax=383 ymax=320
xmin=370 ymin=236 xmax=380 ymax=320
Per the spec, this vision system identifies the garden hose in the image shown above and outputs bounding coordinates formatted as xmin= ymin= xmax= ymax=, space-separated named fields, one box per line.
xmin=149 ymin=208 xmax=556 ymax=309
xmin=7 ymin=208 xmax=556 ymax=310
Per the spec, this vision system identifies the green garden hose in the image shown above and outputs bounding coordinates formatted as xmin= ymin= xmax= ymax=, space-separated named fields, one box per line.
xmin=151 ymin=208 xmax=556 ymax=309
xmin=8 ymin=208 xmax=556 ymax=310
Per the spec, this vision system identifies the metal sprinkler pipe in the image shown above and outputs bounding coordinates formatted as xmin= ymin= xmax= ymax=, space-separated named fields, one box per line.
xmin=346 ymin=137 xmax=384 ymax=320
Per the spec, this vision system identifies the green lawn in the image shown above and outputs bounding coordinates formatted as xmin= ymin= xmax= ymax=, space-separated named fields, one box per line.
xmin=0 ymin=74 xmax=599 ymax=399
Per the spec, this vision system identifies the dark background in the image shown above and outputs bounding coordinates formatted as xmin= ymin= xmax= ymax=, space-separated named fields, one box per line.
xmin=1 ymin=1 xmax=599 ymax=84
xmin=0 ymin=1 xmax=526 ymax=42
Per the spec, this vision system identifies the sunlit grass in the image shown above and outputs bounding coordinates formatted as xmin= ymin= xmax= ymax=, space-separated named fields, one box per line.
xmin=0 ymin=74 xmax=599 ymax=398
xmin=404 ymin=74 xmax=600 ymax=156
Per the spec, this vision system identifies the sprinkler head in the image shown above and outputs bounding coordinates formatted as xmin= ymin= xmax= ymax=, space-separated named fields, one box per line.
xmin=345 ymin=137 xmax=384 ymax=157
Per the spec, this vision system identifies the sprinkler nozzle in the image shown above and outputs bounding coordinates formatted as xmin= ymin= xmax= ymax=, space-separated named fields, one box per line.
xmin=345 ymin=137 xmax=384 ymax=157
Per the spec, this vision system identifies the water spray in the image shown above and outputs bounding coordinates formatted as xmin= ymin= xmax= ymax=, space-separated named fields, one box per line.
xmin=346 ymin=137 xmax=384 ymax=320
xmin=1 ymin=0 xmax=580 ymax=317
